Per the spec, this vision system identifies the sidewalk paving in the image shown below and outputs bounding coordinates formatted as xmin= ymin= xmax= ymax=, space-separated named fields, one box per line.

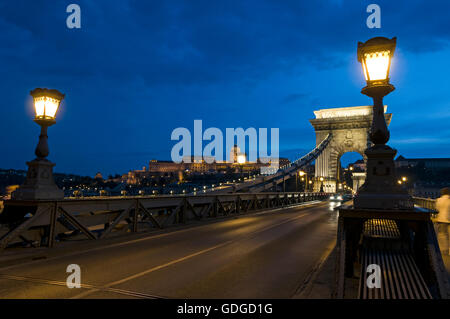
xmin=295 ymin=247 xmax=336 ymax=298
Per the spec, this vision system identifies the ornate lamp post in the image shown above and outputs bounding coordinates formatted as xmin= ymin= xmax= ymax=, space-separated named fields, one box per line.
xmin=353 ymin=37 xmax=412 ymax=209
xmin=12 ymin=88 xmax=65 ymax=200
xmin=299 ymin=171 xmax=306 ymax=192
xmin=335 ymin=38 xmax=450 ymax=298
xmin=319 ymin=176 xmax=324 ymax=193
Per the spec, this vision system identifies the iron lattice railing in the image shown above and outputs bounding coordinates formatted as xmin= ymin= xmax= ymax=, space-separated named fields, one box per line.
xmin=413 ymin=196 xmax=437 ymax=212
xmin=0 ymin=192 xmax=328 ymax=252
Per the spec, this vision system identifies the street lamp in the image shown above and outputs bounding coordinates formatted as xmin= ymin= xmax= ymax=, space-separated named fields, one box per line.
xmin=336 ymin=36 xmax=449 ymax=299
xmin=299 ymin=170 xmax=308 ymax=191
xmin=237 ymin=154 xmax=246 ymax=164
xmin=12 ymin=88 xmax=65 ymax=200
xmin=32 ymin=88 xmax=65 ymax=159
xmin=358 ymin=37 xmax=396 ymax=145
xmin=353 ymin=37 xmax=412 ymax=209
xmin=319 ymin=177 xmax=324 ymax=193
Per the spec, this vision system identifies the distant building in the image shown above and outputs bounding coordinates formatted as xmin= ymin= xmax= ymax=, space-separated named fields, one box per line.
xmin=230 ymin=145 xmax=246 ymax=163
xmin=3 ymin=185 xmax=19 ymax=200
xmin=348 ymin=159 xmax=366 ymax=172
xmin=148 ymin=160 xmax=181 ymax=173
xmin=122 ymin=155 xmax=291 ymax=185
xmin=395 ymin=155 xmax=450 ymax=170
xmin=352 ymin=172 xmax=366 ymax=194
xmin=123 ymin=166 xmax=151 ymax=185
xmin=116 ymin=146 xmax=294 ymax=186
xmin=413 ymin=186 xmax=442 ymax=199
xmin=94 ymin=172 xmax=103 ymax=180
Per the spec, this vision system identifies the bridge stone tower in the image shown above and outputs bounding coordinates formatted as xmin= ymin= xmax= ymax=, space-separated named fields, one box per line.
xmin=309 ymin=105 xmax=392 ymax=193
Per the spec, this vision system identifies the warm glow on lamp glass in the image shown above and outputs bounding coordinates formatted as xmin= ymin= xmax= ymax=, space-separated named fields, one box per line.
xmin=320 ymin=177 xmax=324 ymax=182
xmin=30 ymin=88 xmax=64 ymax=122
xmin=358 ymin=37 xmax=396 ymax=87
xmin=237 ymin=154 xmax=246 ymax=164
xmin=34 ymin=96 xmax=60 ymax=119
xmin=363 ymin=50 xmax=391 ymax=81
xmin=402 ymin=176 xmax=407 ymax=182
xmin=299 ymin=171 xmax=305 ymax=176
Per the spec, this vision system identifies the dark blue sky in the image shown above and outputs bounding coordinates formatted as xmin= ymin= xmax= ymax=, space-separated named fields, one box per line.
xmin=1 ymin=0 xmax=449 ymax=176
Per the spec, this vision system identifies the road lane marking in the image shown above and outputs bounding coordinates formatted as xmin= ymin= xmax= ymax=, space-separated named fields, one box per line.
xmin=0 ymin=273 xmax=166 ymax=299
xmin=0 ymin=201 xmax=324 ymax=273
xmin=70 ymin=210 xmax=313 ymax=299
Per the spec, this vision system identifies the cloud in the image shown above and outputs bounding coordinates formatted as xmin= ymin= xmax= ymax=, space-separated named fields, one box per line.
xmin=1 ymin=0 xmax=450 ymax=175
xmin=390 ymin=137 xmax=442 ymax=145
xmin=1 ymin=0 xmax=449 ymax=93
xmin=281 ymin=93 xmax=309 ymax=105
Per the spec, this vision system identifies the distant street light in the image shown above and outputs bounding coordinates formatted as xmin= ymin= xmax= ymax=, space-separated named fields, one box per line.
xmin=12 ymin=88 xmax=65 ymax=200
xmin=299 ymin=170 xmax=308 ymax=191
xmin=353 ymin=37 xmax=412 ymax=209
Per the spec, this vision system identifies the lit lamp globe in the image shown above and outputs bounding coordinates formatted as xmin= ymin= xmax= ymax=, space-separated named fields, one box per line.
xmin=11 ymin=88 xmax=65 ymax=200
xmin=358 ymin=37 xmax=396 ymax=97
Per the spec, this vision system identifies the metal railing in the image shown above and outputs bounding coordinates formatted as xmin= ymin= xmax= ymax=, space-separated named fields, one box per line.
xmin=413 ymin=196 xmax=437 ymax=212
xmin=0 ymin=192 xmax=329 ymax=252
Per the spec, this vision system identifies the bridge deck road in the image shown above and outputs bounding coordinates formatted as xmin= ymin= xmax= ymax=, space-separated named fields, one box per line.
xmin=0 ymin=201 xmax=339 ymax=299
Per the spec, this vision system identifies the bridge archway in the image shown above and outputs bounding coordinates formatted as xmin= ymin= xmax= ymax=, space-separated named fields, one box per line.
xmin=309 ymin=105 xmax=392 ymax=193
